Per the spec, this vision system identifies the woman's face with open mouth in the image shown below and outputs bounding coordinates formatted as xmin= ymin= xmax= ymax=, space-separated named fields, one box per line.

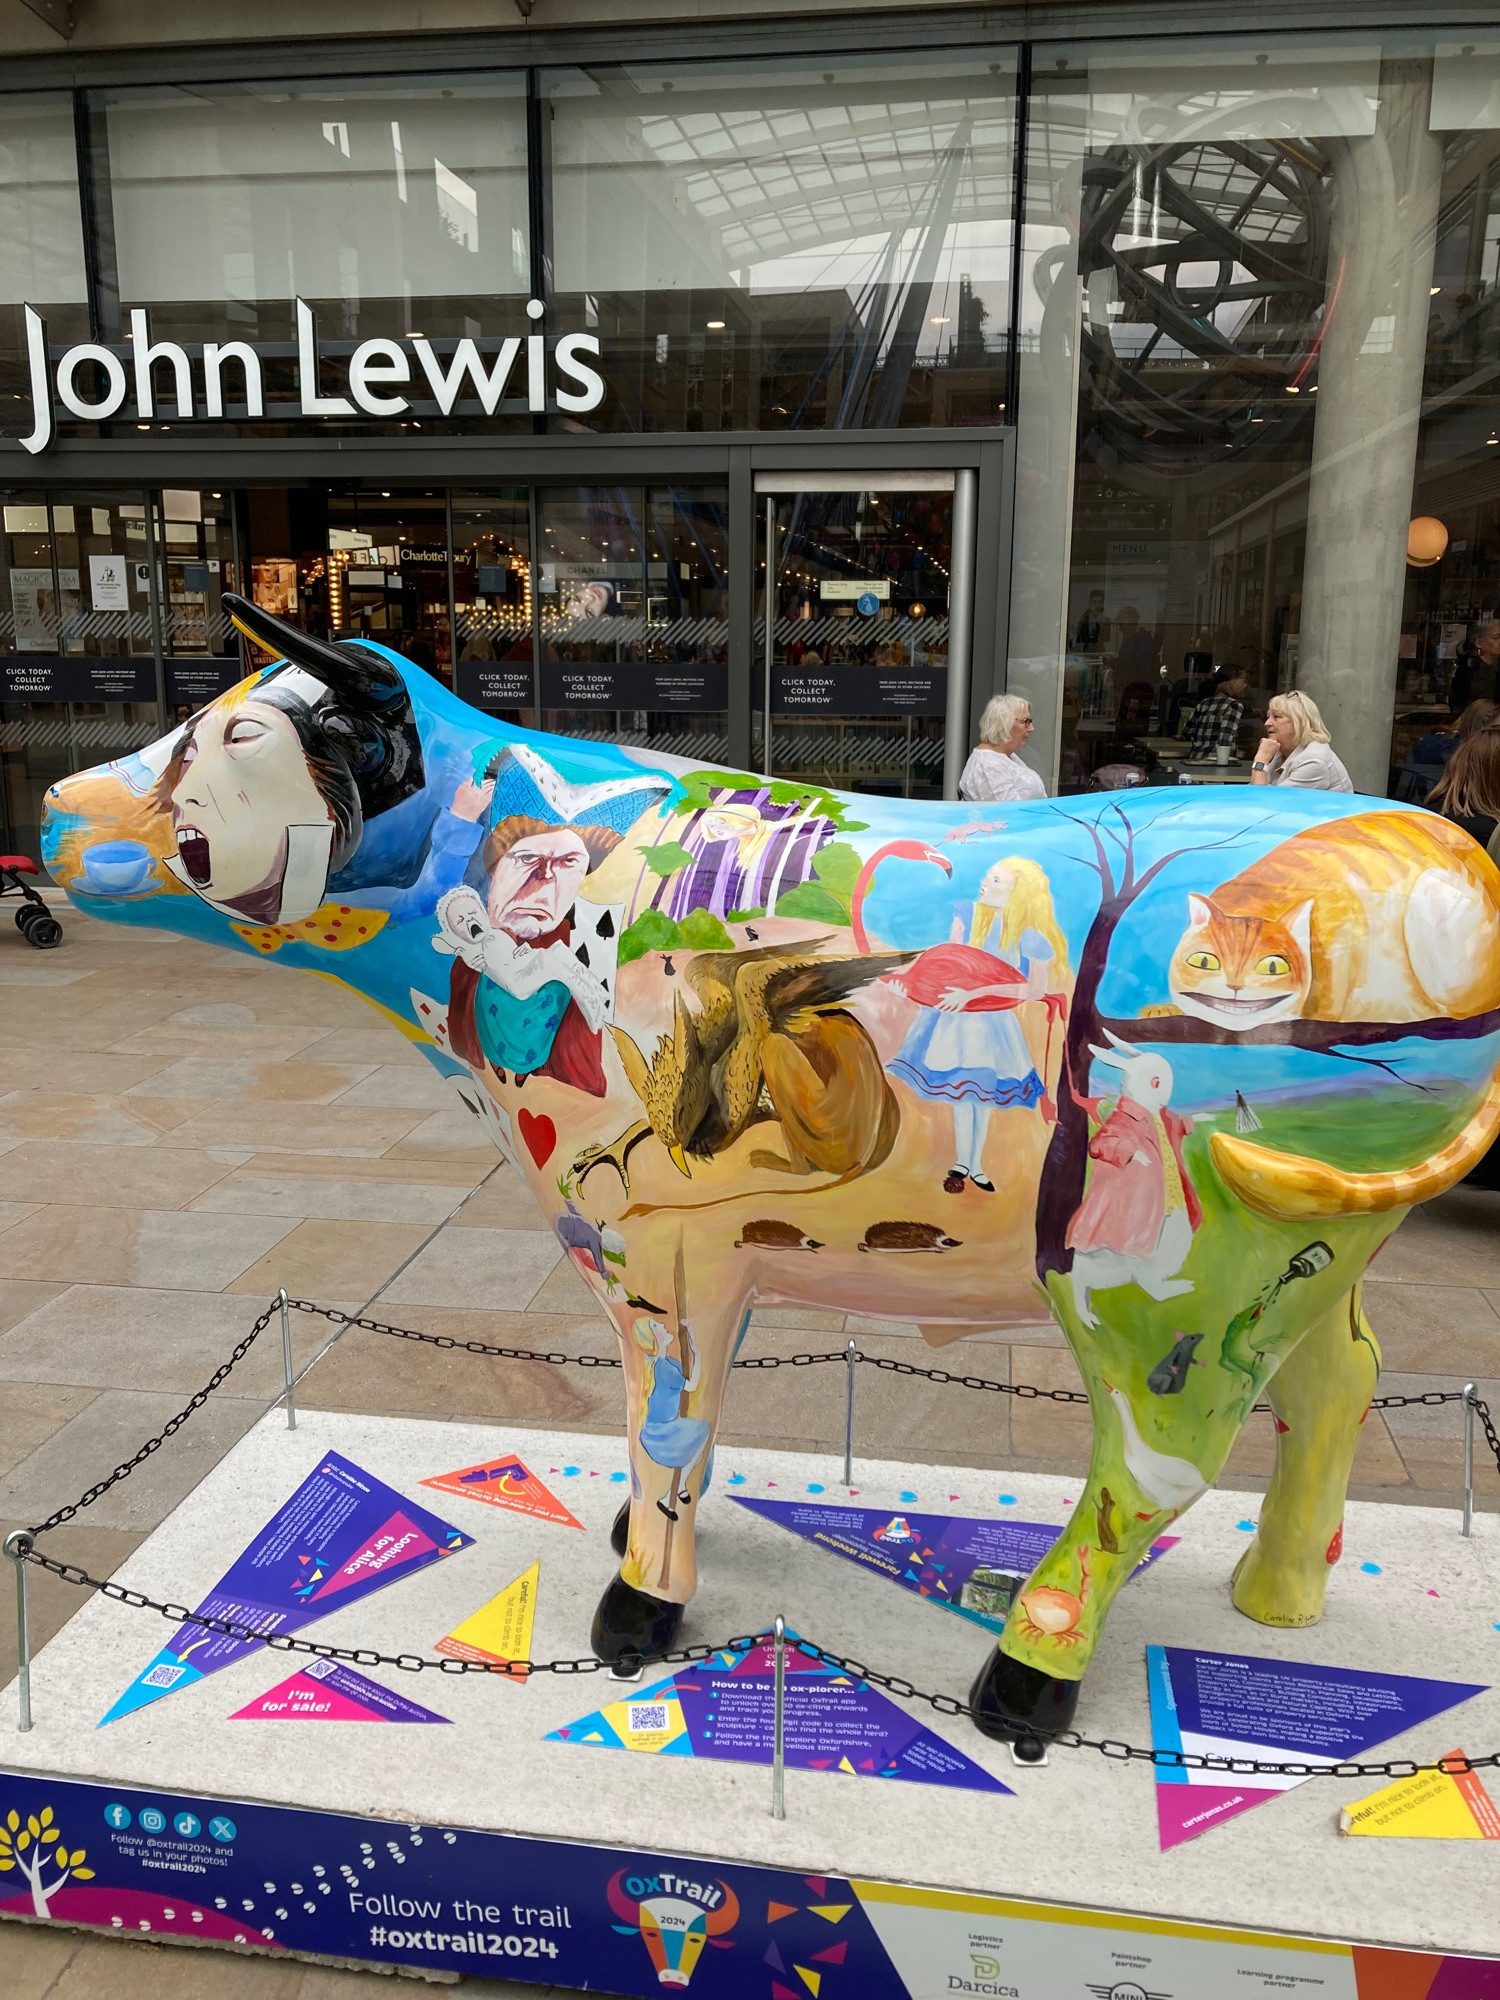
xmin=169 ymin=699 xmax=330 ymax=904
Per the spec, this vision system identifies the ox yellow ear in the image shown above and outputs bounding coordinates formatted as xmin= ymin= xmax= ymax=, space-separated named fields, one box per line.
xmin=1211 ymin=1075 xmax=1500 ymax=1218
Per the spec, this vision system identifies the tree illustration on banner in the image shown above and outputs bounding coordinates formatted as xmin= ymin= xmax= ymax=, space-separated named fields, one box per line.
xmin=0 ymin=1804 xmax=94 ymax=1918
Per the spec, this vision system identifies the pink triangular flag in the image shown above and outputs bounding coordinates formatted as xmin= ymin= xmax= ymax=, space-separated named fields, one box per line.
xmin=311 ymin=1511 xmax=438 ymax=1600
xmin=1156 ymin=1782 xmax=1267 ymax=1849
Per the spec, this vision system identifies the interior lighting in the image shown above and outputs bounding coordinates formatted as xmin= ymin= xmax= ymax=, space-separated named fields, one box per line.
xmin=1286 ymin=384 xmax=1300 ymax=394
xmin=1431 ymin=285 xmax=1442 ymax=295
xmin=706 ymin=319 xmax=726 ymax=330
xmin=931 ymin=315 xmax=950 ymax=325
xmin=1407 ymin=515 xmax=1449 ymax=567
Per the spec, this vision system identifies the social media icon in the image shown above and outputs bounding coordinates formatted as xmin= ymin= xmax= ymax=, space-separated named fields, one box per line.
xmin=209 ymin=1816 xmax=237 ymax=1843
xmin=103 ymin=1803 xmax=131 ymax=1830
xmin=138 ymin=1808 xmax=166 ymax=1834
xmin=173 ymin=1812 xmax=201 ymax=1839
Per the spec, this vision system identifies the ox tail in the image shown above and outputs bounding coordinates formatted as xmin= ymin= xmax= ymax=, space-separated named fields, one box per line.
xmin=1210 ymin=1070 xmax=1500 ymax=1220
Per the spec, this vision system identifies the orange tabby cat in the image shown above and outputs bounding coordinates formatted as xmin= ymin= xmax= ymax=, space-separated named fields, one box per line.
xmin=1157 ymin=810 xmax=1500 ymax=1029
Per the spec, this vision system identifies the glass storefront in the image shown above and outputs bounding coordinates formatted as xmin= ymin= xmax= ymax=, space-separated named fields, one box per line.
xmin=5 ymin=24 xmax=1500 ymax=852
xmin=754 ymin=478 xmax=953 ymax=798
xmin=544 ymin=51 xmax=1018 ymax=432
xmin=1 ymin=490 xmax=163 ymax=853
xmin=1009 ymin=33 xmax=1500 ymax=797
xmin=537 ymin=484 xmax=730 ymax=763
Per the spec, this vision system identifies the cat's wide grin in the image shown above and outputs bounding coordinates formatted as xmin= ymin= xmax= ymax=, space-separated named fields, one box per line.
xmin=1176 ymin=990 xmax=1289 ymax=1020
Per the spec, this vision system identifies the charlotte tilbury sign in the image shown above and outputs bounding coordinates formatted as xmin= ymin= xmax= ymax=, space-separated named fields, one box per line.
xmin=16 ymin=299 xmax=606 ymax=455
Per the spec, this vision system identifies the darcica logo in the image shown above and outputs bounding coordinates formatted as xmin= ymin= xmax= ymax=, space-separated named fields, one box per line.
xmin=0 ymin=1804 xmax=95 ymax=1917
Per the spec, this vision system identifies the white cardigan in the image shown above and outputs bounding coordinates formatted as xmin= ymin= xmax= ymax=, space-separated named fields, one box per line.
xmin=1266 ymin=742 xmax=1353 ymax=792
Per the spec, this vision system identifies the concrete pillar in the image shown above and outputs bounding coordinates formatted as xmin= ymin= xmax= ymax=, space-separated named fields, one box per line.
xmin=1297 ymin=58 xmax=1443 ymax=795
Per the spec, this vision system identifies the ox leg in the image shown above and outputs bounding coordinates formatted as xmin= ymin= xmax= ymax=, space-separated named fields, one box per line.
xmin=970 ymin=1305 xmax=1231 ymax=1744
xmin=1231 ymin=1281 xmax=1380 ymax=1629
xmin=591 ymin=1271 xmax=752 ymax=1667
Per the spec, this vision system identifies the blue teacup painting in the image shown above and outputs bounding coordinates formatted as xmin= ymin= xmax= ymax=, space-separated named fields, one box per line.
xmin=80 ymin=839 xmax=153 ymax=895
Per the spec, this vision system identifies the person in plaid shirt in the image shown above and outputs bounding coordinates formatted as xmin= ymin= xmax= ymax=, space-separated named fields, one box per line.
xmin=1185 ymin=666 xmax=1247 ymax=759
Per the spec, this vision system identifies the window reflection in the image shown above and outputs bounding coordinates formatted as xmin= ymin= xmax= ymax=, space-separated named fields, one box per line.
xmin=544 ymin=51 xmax=1017 ymax=430
xmin=538 ymin=485 xmax=729 ymax=762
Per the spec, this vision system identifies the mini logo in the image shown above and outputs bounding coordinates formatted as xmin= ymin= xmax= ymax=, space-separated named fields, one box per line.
xmin=972 ymin=1955 xmax=1002 ymax=1979
xmin=208 ymin=1815 xmax=237 ymax=1842
xmin=102 ymin=1803 xmax=131 ymax=1830
xmin=138 ymin=1808 xmax=166 ymax=1834
xmin=173 ymin=1812 xmax=201 ymax=1839
xmin=1086 ymin=1983 xmax=1170 ymax=2000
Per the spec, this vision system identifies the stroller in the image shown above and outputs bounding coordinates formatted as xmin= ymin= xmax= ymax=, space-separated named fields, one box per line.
xmin=2 ymin=855 xmax=63 ymax=948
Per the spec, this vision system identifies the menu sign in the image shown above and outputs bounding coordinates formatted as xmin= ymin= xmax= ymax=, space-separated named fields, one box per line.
xmin=540 ymin=660 xmax=728 ymax=712
xmin=2 ymin=654 xmax=156 ymax=702
xmin=756 ymin=662 xmax=947 ymax=718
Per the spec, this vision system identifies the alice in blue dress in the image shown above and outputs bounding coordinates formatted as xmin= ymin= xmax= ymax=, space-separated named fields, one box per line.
xmin=890 ymin=917 xmax=1051 ymax=1109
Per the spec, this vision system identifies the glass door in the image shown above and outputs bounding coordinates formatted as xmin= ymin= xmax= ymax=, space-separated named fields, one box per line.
xmin=536 ymin=484 xmax=730 ymax=765
xmin=752 ymin=476 xmax=958 ymax=799
xmin=1 ymin=490 xmax=160 ymax=857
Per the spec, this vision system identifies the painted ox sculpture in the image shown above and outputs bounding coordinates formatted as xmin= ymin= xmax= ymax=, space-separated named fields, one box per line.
xmin=43 ymin=598 xmax=1500 ymax=1742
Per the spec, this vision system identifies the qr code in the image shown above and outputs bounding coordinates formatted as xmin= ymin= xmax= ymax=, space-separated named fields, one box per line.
xmin=142 ymin=1663 xmax=187 ymax=1689
xmin=628 ymin=1703 xmax=669 ymax=1734
xmin=304 ymin=1658 xmax=338 ymax=1682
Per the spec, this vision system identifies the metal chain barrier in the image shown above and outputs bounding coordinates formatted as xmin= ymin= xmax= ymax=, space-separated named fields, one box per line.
xmin=27 ymin=1301 xmax=280 ymax=1538
xmin=21 ymin=1297 xmax=1500 ymax=1544
xmin=9 ymin=1542 xmax=1499 ymax=1782
xmin=7 ymin=1292 xmax=1496 ymax=1775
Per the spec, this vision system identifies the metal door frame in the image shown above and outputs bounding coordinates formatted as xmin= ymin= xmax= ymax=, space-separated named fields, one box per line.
xmin=742 ymin=438 xmax=1013 ymax=794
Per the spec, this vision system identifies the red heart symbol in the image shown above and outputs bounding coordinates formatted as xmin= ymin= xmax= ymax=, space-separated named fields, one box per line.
xmin=518 ymin=1109 xmax=556 ymax=1168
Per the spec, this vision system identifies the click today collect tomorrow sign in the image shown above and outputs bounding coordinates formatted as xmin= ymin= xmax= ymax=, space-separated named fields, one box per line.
xmin=15 ymin=300 xmax=606 ymax=455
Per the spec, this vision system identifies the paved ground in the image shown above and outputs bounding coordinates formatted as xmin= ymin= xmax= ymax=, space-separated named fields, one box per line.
xmin=2 ymin=898 xmax=1496 ymax=1996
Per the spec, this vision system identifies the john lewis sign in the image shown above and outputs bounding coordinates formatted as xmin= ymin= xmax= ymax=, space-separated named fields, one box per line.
xmin=17 ymin=300 xmax=605 ymax=455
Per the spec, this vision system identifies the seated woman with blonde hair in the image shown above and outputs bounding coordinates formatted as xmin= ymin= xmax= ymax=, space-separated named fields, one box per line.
xmin=1249 ymin=690 xmax=1353 ymax=791
xmin=959 ymin=693 xmax=1046 ymax=802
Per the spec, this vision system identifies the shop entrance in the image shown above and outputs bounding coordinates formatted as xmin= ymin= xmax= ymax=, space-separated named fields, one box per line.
xmin=752 ymin=472 xmax=975 ymax=801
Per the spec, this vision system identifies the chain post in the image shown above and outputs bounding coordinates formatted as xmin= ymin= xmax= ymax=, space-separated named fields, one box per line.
xmin=771 ymin=1614 xmax=786 ymax=1820
xmin=1463 ymin=1381 xmax=1476 ymax=1538
xmin=278 ymin=1289 xmax=297 ymax=1432
xmin=843 ymin=1338 xmax=858 ymax=1488
xmin=4 ymin=1530 xmax=35 ymax=1732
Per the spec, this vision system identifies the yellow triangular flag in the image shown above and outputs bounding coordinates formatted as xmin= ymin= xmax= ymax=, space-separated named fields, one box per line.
xmin=435 ymin=1559 xmax=539 ymax=1683
xmin=1341 ymin=1750 xmax=1500 ymax=1840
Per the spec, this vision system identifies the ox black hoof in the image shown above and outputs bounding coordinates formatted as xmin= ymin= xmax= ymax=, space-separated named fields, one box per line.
xmin=590 ymin=1574 xmax=683 ymax=1667
xmin=610 ymin=1499 xmax=630 ymax=1557
xmin=967 ymin=1648 xmax=1081 ymax=1750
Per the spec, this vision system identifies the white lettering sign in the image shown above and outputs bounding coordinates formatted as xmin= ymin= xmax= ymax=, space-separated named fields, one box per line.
xmin=18 ymin=300 xmax=605 ymax=455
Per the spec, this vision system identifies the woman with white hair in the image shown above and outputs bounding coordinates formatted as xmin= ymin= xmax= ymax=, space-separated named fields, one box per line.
xmin=959 ymin=694 xmax=1047 ymax=802
xmin=1249 ymin=690 xmax=1353 ymax=791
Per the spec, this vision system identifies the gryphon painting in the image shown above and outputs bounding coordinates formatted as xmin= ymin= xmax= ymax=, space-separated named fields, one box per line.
xmin=43 ymin=598 xmax=1500 ymax=1742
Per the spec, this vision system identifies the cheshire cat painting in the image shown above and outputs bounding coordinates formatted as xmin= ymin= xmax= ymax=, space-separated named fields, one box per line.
xmin=42 ymin=596 xmax=1500 ymax=1743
